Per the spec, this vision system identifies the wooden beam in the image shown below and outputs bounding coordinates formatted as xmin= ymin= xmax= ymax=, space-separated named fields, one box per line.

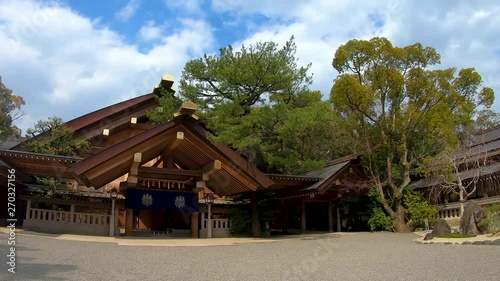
xmin=128 ymin=152 xmax=142 ymax=184
xmin=138 ymin=166 xmax=202 ymax=177
xmin=220 ymin=162 xmax=258 ymax=191
xmin=167 ymin=131 xmax=184 ymax=151
xmin=201 ymin=160 xmax=222 ymax=181
xmin=178 ymin=101 xmax=198 ymax=116
xmin=193 ymin=181 xmax=206 ymax=192
xmin=165 ymin=154 xmax=174 ymax=169
xmin=151 ymin=156 xmax=163 ymax=168
xmin=160 ymin=74 xmax=175 ymax=89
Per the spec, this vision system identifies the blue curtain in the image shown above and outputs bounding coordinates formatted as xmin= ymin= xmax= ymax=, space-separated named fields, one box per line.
xmin=125 ymin=189 xmax=199 ymax=212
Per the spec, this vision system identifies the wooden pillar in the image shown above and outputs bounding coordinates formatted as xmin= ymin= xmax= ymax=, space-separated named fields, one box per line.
xmin=191 ymin=212 xmax=199 ymax=238
xmin=125 ymin=208 xmax=133 ymax=236
xmin=282 ymin=201 xmax=289 ymax=233
xmin=26 ymin=199 xmax=32 ymax=220
xmin=200 ymin=212 xmax=205 ymax=229
xmin=251 ymin=193 xmax=261 ymax=237
xmin=114 ymin=207 xmax=119 ymax=236
xmin=328 ymin=200 xmax=333 ymax=233
xmin=301 ymin=201 xmax=306 ymax=234
xmin=109 ymin=199 xmax=116 ymax=237
xmin=70 ymin=204 xmax=75 ymax=223
xmin=336 ymin=206 xmax=341 ymax=232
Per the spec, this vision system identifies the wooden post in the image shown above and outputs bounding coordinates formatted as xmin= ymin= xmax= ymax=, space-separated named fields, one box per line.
xmin=114 ymin=207 xmax=119 ymax=236
xmin=301 ymin=201 xmax=306 ymax=234
xmin=328 ymin=200 xmax=333 ymax=233
xmin=125 ymin=208 xmax=133 ymax=236
xmin=282 ymin=201 xmax=289 ymax=233
xmin=26 ymin=199 xmax=32 ymax=220
xmin=109 ymin=199 xmax=115 ymax=237
xmin=70 ymin=204 xmax=75 ymax=223
xmin=191 ymin=212 xmax=199 ymax=238
xmin=207 ymin=204 xmax=213 ymax=238
xmin=200 ymin=212 xmax=205 ymax=229
xmin=336 ymin=206 xmax=341 ymax=232
xmin=251 ymin=193 xmax=261 ymax=237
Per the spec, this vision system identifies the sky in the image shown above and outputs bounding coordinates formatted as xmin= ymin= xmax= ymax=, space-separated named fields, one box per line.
xmin=1 ymin=0 xmax=499 ymax=134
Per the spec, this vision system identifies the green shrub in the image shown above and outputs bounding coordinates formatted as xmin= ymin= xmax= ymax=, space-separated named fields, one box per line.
xmin=228 ymin=207 xmax=252 ymax=235
xmin=403 ymin=190 xmax=438 ymax=230
xmin=368 ymin=207 xmax=393 ymax=231
xmin=479 ymin=203 xmax=500 ymax=234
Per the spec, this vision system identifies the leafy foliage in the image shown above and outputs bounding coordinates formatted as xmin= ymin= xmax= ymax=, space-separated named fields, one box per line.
xmin=0 ymin=76 xmax=25 ymax=141
xmin=147 ymin=87 xmax=183 ymax=124
xmin=228 ymin=206 xmax=252 ymax=236
xmin=180 ymin=36 xmax=312 ymax=113
xmin=330 ymin=37 xmax=495 ymax=232
xmin=368 ymin=207 xmax=393 ymax=232
xmin=479 ymin=203 xmax=500 ymax=234
xmin=162 ymin=38 xmax=336 ymax=174
xmin=403 ymin=190 xmax=437 ymax=229
xmin=366 ymin=189 xmax=393 ymax=231
xmin=25 ymin=116 xmax=90 ymax=156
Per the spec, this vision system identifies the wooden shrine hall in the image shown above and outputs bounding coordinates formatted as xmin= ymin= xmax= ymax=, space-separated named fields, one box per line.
xmin=0 ymin=75 xmax=372 ymax=238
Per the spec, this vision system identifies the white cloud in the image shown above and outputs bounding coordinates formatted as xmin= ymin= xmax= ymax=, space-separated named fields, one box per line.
xmin=1 ymin=0 xmax=500 ymax=135
xmin=115 ymin=0 xmax=141 ymax=21
xmin=139 ymin=20 xmax=163 ymax=41
xmin=221 ymin=0 xmax=500 ymax=111
xmin=0 ymin=0 xmax=215 ymax=134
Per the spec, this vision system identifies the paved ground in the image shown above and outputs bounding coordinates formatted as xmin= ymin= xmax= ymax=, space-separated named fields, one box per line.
xmin=1 ymin=231 xmax=500 ymax=281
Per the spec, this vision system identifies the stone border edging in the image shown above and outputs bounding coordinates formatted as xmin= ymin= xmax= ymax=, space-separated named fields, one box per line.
xmin=413 ymin=232 xmax=500 ymax=246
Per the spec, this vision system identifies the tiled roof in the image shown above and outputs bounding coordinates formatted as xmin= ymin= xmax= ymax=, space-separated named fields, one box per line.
xmin=409 ymin=161 xmax=500 ymax=189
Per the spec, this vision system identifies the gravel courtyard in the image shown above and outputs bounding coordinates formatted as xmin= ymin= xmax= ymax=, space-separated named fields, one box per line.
xmin=1 ymin=232 xmax=499 ymax=281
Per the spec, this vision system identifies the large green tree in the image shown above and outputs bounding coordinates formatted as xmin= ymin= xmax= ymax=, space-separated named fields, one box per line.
xmin=0 ymin=76 xmax=25 ymax=141
xmin=151 ymin=37 xmax=335 ymax=174
xmin=330 ymin=37 xmax=494 ymax=232
xmin=26 ymin=116 xmax=91 ymax=157
xmin=179 ymin=36 xmax=312 ymax=114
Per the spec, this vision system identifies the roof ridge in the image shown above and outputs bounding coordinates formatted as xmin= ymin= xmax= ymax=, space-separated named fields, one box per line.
xmin=326 ymin=153 xmax=362 ymax=166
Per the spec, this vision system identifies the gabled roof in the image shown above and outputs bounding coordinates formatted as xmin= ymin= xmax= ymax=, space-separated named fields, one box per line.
xmin=410 ymin=124 xmax=500 ymax=190
xmin=70 ymin=114 xmax=274 ymax=196
xmin=67 ymin=94 xmax=158 ymax=142
xmin=11 ymin=94 xmax=159 ymax=151
xmin=265 ymin=174 xmax=322 ymax=192
xmin=266 ymin=154 xmax=371 ymax=199
xmin=470 ymin=125 xmax=500 ymax=147
xmin=300 ymin=154 xmax=365 ymax=194
xmin=410 ymin=161 xmax=500 ymax=189
xmin=0 ymin=149 xmax=81 ymax=179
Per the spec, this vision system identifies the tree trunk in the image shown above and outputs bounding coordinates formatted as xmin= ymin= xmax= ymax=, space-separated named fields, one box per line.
xmin=392 ymin=206 xmax=412 ymax=233
xmin=459 ymin=188 xmax=465 ymax=216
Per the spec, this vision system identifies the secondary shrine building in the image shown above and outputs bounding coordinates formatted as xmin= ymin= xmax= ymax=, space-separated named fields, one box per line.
xmin=0 ymin=75 xmax=371 ymax=238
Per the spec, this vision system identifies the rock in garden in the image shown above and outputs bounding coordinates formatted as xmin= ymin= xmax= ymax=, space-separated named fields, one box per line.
xmin=460 ymin=201 xmax=486 ymax=235
xmin=423 ymin=232 xmax=434 ymax=240
xmin=432 ymin=219 xmax=451 ymax=236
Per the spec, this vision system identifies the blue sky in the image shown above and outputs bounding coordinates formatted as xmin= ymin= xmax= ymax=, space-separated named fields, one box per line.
xmin=1 ymin=0 xmax=499 ymax=134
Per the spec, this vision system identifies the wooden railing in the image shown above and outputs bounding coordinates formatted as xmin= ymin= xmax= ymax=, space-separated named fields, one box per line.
xmin=27 ymin=208 xmax=110 ymax=226
xmin=438 ymin=208 xmax=460 ymax=219
xmin=437 ymin=196 xmax=500 ymax=219
xmin=201 ymin=218 xmax=230 ymax=230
